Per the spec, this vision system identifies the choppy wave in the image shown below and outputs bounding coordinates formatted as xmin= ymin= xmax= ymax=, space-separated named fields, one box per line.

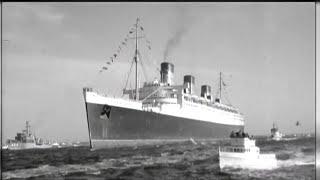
xmin=2 ymin=137 xmax=315 ymax=179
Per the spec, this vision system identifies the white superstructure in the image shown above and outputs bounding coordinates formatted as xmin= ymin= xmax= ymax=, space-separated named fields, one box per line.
xmin=85 ymin=85 xmax=244 ymax=126
xmin=219 ymin=135 xmax=277 ymax=170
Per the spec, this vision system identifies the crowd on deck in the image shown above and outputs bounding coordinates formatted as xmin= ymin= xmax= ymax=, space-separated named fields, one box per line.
xmin=230 ymin=130 xmax=251 ymax=138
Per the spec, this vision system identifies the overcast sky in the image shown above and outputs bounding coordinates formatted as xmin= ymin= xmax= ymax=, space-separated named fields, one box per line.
xmin=2 ymin=2 xmax=315 ymax=141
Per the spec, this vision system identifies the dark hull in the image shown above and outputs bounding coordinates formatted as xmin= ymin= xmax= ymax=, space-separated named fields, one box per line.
xmin=85 ymin=102 xmax=243 ymax=148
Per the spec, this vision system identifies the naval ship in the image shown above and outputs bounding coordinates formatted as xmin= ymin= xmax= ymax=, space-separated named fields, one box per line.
xmin=3 ymin=121 xmax=51 ymax=150
xmin=83 ymin=18 xmax=245 ymax=149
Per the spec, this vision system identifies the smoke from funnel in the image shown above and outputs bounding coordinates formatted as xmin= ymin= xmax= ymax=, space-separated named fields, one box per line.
xmin=163 ymin=8 xmax=193 ymax=60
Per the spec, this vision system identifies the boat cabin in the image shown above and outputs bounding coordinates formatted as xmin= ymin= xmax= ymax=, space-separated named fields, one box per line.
xmin=219 ymin=131 xmax=260 ymax=154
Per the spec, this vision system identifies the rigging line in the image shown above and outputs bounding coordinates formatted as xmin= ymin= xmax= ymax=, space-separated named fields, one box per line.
xmin=143 ymin=45 xmax=159 ymax=74
xmin=214 ymin=76 xmax=221 ymax=99
xmin=141 ymin=86 xmax=163 ymax=102
xmin=222 ymin=84 xmax=232 ymax=106
xmin=220 ymin=74 xmax=233 ymax=105
xmin=137 ymin=28 xmax=158 ymax=73
xmin=129 ymin=81 xmax=133 ymax=98
xmin=137 ymin=51 xmax=149 ymax=82
xmin=116 ymin=71 xmax=126 ymax=98
xmin=139 ymin=56 xmax=149 ymax=82
xmin=123 ymin=59 xmax=135 ymax=93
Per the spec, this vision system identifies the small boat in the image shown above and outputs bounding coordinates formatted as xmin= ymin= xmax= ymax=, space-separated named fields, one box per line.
xmin=219 ymin=130 xmax=277 ymax=170
xmin=2 ymin=145 xmax=8 ymax=150
xmin=72 ymin=143 xmax=80 ymax=147
xmin=51 ymin=142 xmax=61 ymax=148
xmin=270 ymin=123 xmax=283 ymax=141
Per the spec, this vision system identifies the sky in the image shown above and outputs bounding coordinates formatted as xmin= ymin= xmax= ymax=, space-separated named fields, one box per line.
xmin=2 ymin=2 xmax=315 ymax=142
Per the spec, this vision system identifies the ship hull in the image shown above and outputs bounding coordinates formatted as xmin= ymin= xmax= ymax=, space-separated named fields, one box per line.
xmin=85 ymin=102 xmax=244 ymax=149
xmin=8 ymin=143 xmax=36 ymax=150
xmin=219 ymin=152 xmax=278 ymax=170
xmin=5 ymin=143 xmax=53 ymax=150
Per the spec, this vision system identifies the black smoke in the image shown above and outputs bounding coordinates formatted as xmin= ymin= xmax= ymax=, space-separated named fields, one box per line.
xmin=163 ymin=8 xmax=193 ymax=61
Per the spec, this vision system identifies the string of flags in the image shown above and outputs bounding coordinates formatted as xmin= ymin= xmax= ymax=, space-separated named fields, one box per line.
xmin=98 ymin=21 xmax=153 ymax=73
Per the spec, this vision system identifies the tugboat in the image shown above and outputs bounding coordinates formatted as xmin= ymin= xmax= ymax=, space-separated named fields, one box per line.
xmin=219 ymin=130 xmax=277 ymax=170
xmin=270 ymin=123 xmax=283 ymax=141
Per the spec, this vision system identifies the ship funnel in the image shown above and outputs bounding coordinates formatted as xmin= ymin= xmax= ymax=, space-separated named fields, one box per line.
xmin=160 ymin=62 xmax=174 ymax=86
xmin=183 ymin=75 xmax=195 ymax=94
xmin=201 ymin=85 xmax=212 ymax=101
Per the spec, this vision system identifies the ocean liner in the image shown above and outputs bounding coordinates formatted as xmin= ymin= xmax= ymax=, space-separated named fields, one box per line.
xmin=83 ymin=18 xmax=244 ymax=149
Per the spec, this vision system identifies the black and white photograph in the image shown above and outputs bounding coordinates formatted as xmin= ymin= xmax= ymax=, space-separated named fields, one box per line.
xmin=1 ymin=2 xmax=317 ymax=179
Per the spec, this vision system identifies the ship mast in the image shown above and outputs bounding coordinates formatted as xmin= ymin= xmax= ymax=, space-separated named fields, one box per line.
xmin=134 ymin=18 xmax=139 ymax=101
xmin=26 ymin=121 xmax=30 ymax=136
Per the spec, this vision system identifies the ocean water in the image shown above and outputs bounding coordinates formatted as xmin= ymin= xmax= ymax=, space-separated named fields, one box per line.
xmin=2 ymin=136 xmax=315 ymax=180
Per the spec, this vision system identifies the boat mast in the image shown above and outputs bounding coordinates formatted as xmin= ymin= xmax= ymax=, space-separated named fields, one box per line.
xmin=134 ymin=18 xmax=139 ymax=101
